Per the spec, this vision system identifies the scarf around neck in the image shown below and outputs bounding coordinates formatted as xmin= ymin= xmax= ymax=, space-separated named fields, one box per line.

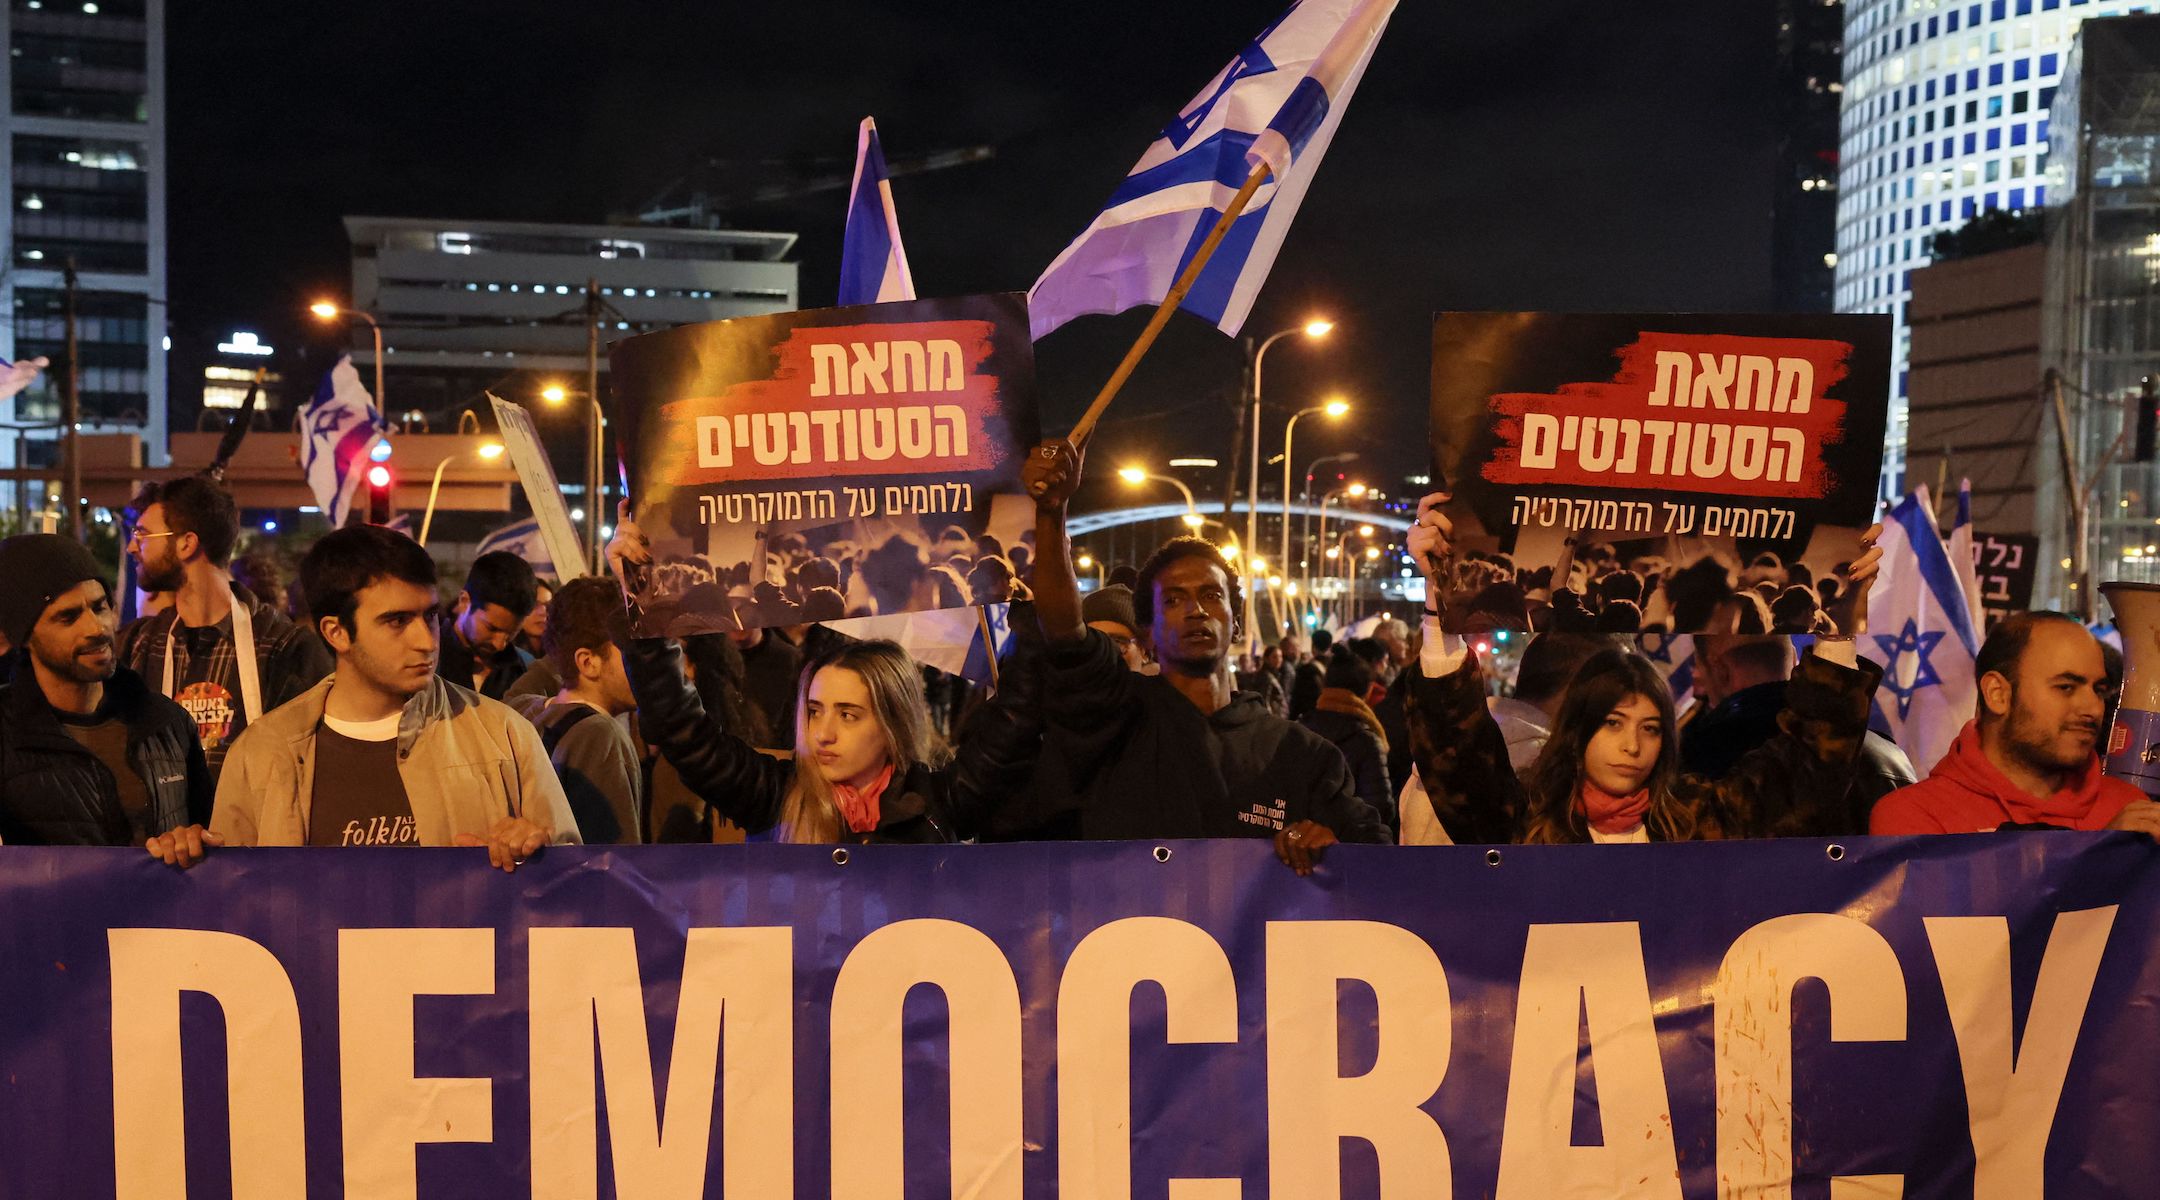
xmin=833 ymin=762 xmax=897 ymax=834
xmin=1575 ymin=778 xmax=1652 ymax=837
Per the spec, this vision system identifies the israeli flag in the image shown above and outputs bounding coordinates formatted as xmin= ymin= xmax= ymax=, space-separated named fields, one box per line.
xmin=476 ymin=516 xmax=556 ymax=580
xmin=1028 ymin=0 xmax=1396 ymax=341
xmin=838 ymin=118 xmax=917 ymax=307
xmin=1867 ymin=487 xmax=1980 ymax=774
xmin=299 ymin=354 xmax=388 ymax=528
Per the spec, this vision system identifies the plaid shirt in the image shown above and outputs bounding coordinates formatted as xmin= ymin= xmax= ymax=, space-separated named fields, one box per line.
xmin=116 ymin=586 xmax=333 ymax=779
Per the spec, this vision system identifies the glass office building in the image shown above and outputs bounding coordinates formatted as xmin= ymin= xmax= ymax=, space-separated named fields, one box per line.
xmin=1836 ymin=0 xmax=2144 ymax=493
xmin=0 ymin=0 xmax=166 ymax=511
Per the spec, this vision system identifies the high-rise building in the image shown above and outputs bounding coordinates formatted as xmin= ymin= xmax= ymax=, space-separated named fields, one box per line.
xmin=2037 ymin=12 xmax=2160 ymax=607
xmin=1775 ymin=0 xmax=1847 ymax=312
xmin=0 ymin=0 xmax=166 ymax=511
xmin=1834 ymin=0 xmax=2141 ymax=495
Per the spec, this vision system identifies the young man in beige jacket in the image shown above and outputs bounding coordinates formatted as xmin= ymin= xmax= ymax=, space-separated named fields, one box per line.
xmin=212 ymin=525 xmax=579 ymax=868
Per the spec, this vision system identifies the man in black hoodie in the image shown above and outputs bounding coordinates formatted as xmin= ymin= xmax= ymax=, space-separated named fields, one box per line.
xmin=1023 ymin=439 xmax=1387 ymax=870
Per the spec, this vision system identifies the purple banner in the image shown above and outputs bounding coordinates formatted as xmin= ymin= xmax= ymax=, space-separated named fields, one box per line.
xmin=1 ymin=835 xmax=2156 ymax=1196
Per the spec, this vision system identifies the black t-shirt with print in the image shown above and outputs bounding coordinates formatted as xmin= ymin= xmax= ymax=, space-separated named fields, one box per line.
xmin=307 ymin=719 xmax=419 ymax=847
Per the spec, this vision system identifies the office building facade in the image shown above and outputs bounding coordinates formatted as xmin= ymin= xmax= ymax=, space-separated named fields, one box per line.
xmin=1835 ymin=0 xmax=2142 ymax=493
xmin=338 ymin=216 xmax=798 ymax=419
xmin=0 ymin=0 xmax=166 ymax=510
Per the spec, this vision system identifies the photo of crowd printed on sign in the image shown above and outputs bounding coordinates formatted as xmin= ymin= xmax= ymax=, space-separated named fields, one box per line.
xmin=1429 ymin=312 xmax=1891 ymax=635
xmin=610 ymin=293 xmax=1042 ymax=637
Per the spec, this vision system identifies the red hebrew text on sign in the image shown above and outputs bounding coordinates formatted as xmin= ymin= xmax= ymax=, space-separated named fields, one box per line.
xmin=1480 ymin=332 xmax=1855 ymax=501
xmin=654 ymin=319 xmax=1010 ymax=488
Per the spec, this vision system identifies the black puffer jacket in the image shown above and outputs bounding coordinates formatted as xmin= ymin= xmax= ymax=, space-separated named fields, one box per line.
xmin=0 ymin=664 xmax=212 ymax=845
xmin=619 ymin=631 xmax=1028 ymax=844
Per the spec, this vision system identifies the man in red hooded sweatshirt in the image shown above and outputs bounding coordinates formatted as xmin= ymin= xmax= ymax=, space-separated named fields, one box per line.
xmin=1872 ymin=611 xmax=2160 ymax=835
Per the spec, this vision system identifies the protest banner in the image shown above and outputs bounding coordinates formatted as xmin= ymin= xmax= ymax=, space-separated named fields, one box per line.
xmin=609 ymin=294 xmax=1040 ymax=637
xmin=486 ymin=393 xmax=588 ymax=580
xmin=1971 ymin=531 xmax=2039 ymax=625
xmin=3 ymin=835 xmax=2156 ymax=1197
xmin=1429 ymin=312 xmax=1892 ymax=631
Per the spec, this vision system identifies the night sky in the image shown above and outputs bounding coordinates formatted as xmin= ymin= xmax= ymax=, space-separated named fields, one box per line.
xmin=168 ymin=0 xmax=1779 ymax=492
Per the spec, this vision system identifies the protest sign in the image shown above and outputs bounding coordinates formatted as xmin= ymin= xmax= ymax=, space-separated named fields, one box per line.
xmin=2 ymin=836 xmax=2156 ymax=1197
xmin=486 ymin=393 xmax=588 ymax=580
xmin=610 ymin=294 xmax=1040 ymax=636
xmin=1430 ymin=312 xmax=1891 ymax=631
xmin=1971 ymin=531 xmax=2039 ymax=625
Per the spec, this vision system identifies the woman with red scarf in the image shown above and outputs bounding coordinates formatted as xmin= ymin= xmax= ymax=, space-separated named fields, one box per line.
xmin=1398 ymin=492 xmax=1889 ymax=844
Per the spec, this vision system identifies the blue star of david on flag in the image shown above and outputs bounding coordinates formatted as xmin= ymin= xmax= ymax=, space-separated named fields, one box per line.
xmin=1872 ymin=618 xmax=1948 ymax=721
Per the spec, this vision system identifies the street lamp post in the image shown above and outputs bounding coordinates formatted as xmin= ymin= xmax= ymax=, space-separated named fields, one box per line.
xmin=1075 ymin=552 xmax=1105 ymax=588
xmin=309 ymin=302 xmax=384 ymax=412
xmin=543 ymin=379 xmax=607 ymax=573
xmin=1118 ymin=465 xmax=1203 ymax=531
xmin=1280 ymin=397 xmax=1348 ymax=628
xmin=418 ymin=441 xmax=505 ymax=547
xmin=1245 ymin=318 xmax=1332 ymax=652
xmin=1300 ymin=450 xmax=1359 ymax=585
xmin=1311 ymin=480 xmax=1367 ymax=616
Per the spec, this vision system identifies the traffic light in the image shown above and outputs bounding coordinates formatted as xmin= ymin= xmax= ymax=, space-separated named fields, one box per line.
xmin=2136 ymin=376 xmax=2158 ymax=464
xmin=366 ymin=463 xmax=395 ymax=525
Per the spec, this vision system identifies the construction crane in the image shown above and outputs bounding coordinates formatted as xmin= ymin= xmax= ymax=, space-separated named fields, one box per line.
xmin=634 ymin=142 xmax=995 ymax=229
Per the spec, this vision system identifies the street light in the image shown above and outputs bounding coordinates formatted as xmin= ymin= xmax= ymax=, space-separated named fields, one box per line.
xmin=418 ymin=440 xmax=505 ymax=547
xmin=1119 ymin=464 xmax=1202 ymax=529
xmin=1075 ymin=551 xmax=1105 ymax=587
xmin=1245 ymin=317 xmax=1334 ymax=651
xmin=308 ymin=301 xmax=384 ymax=413
xmin=540 ymin=379 xmax=605 ymax=570
xmin=1311 ymin=481 xmax=1370 ymax=626
xmin=1281 ymin=395 xmax=1350 ymax=615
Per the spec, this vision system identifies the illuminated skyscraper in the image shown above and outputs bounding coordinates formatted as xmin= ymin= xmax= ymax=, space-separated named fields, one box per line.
xmin=1835 ymin=0 xmax=2142 ymax=493
xmin=0 ymin=0 xmax=166 ymax=513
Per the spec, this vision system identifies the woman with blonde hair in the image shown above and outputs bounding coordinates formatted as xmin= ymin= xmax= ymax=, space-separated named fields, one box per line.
xmin=606 ymin=507 xmax=1011 ymax=843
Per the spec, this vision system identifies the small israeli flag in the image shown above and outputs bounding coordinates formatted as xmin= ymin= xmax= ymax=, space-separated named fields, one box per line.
xmin=299 ymin=354 xmax=388 ymax=528
xmin=1868 ymin=487 xmax=1980 ymax=774
xmin=838 ymin=118 xmax=917 ymax=307
xmin=476 ymin=516 xmax=556 ymax=581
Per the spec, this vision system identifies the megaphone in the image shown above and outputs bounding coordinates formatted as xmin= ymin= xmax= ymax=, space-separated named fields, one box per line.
xmin=2101 ymin=581 xmax=2160 ymax=796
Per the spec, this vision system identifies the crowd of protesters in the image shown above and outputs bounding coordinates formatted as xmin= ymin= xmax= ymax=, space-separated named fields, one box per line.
xmin=1 ymin=447 xmax=2157 ymax=872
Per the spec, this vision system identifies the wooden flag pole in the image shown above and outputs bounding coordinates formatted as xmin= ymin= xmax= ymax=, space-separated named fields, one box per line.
xmin=1066 ymin=161 xmax=1274 ymax=446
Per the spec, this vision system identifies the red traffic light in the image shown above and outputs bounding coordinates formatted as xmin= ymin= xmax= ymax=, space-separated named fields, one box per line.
xmin=365 ymin=464 xmax=395 ymax=525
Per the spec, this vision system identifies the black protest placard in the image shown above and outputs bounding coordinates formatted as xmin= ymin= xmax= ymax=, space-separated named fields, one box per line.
xmin=1428 ymin=312 xmax=1892 ymax=634
xmin=611 ymin=294 xmax=1041 ymax=636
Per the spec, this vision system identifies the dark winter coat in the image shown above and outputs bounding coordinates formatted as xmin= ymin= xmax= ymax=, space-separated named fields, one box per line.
xmin=0 ymin=664 xmax=211 ymax=845
xmin=1405 ymin=645 xmax=1884 ymax=844
xmin=1041 ymin=631 xmax=1389 ymax=844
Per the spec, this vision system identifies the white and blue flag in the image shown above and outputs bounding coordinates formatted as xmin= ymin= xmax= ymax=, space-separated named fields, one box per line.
xmin=476 ymin=516 xmax=558 ymax=580
xmin=838 ymin=118 xmax=917 ymax=307
xmin=1028 ymin=0 xmax=1396 ymax=341
xmin=1867 ymin=486 xmax=1981 ymax=774
xmin=299 ymin=354 xmax=388 ymax=528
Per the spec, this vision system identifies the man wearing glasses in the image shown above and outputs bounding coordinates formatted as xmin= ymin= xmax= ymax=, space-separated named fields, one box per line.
xmin=118 ymin=476 xmax=331 ymax=784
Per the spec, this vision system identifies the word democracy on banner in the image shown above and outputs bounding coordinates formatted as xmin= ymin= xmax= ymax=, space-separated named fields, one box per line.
xmin=6 ymin=837 xmax=2156 ymax=1197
